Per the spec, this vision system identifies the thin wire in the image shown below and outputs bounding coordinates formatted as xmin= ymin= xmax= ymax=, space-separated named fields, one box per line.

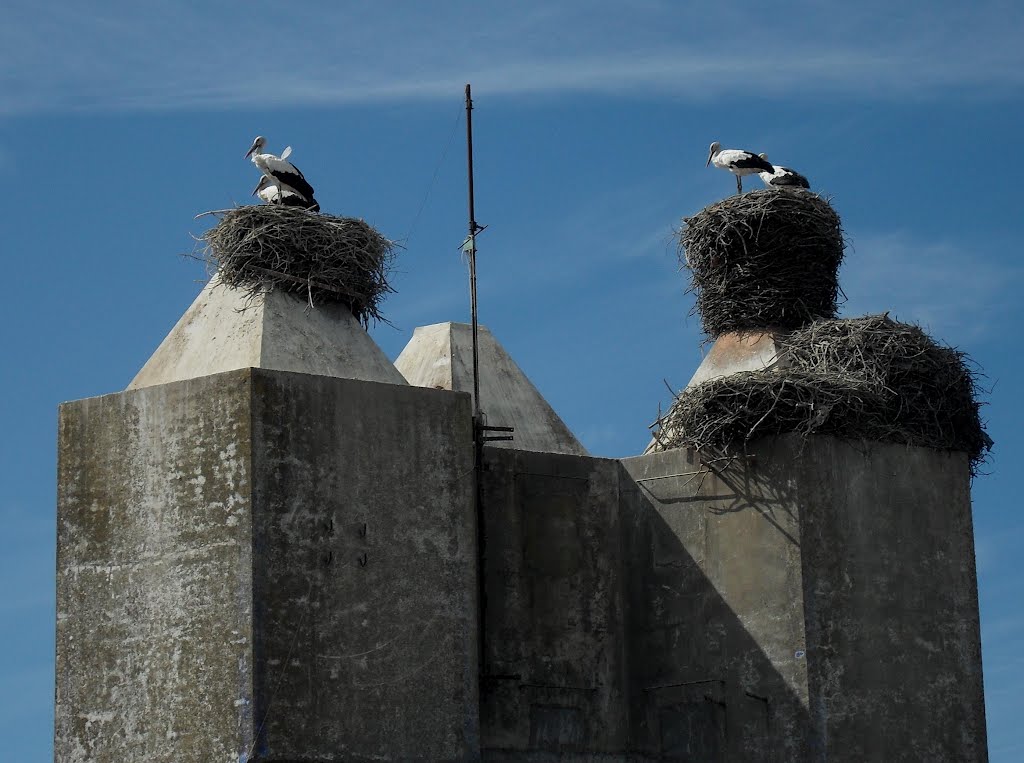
xmin=399 ymin=102 xmax=463 ymax=246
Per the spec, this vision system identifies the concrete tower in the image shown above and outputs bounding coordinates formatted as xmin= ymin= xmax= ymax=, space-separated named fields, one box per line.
xmin=56 ymin=195 xmax=987 ymax=760
xmin=56 ymin=280 xmax=480 ymax=761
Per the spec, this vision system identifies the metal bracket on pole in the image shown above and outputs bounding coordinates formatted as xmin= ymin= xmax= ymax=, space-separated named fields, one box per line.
xmin=478 ymin=424 xmax=515 ymax=443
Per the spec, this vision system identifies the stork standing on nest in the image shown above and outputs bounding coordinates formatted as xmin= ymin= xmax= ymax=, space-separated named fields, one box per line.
xmin=253 ymin=175 xmax=320 ymax=211
xmin=245 ymin=136 xmax=319 ymax=210
xmin=757 ymin=153 xmax=811 ymax=189
xmin=706 ymin=142 xmax=775 ymax=194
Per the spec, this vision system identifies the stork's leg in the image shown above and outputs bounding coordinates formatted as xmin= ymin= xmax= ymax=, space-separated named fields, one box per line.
xmin=736 ymin=175 xmax=743 ymax=194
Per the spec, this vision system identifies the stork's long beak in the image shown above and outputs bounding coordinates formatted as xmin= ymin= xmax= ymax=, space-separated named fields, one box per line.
xmin=251 ymin=183 xmax=262 ymax=197
xmin=244 ymin=141 xmax=259 ymax=159
xmin=705 ymin=150 xmax=713 ymax=167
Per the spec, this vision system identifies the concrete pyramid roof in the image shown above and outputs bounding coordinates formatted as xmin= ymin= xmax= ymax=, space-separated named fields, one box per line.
xmin=394 ymin=322 xmax=587 ymax=456
xmin=643 ymin=330 xmax=789 ymax=454
xmin=683 ymin=329 xmax=789 ymax=389
xmin=128 ymin=278 xmax=407 ymax=390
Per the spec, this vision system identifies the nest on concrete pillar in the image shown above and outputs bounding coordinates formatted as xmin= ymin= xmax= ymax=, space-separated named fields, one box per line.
xmin=650 ymin=315 xmax=991 ymax=473
xmin=680 ymin=190 xmax=844 ymax=336
xmin=198 ymin=205 xmax=396 ymax=326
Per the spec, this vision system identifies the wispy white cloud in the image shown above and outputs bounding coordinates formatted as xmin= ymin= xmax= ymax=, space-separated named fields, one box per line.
xmin=839 ymin=231 xmax=1022 ymax=343
xmin=2 ymin=1 xmax=1022 ymax=115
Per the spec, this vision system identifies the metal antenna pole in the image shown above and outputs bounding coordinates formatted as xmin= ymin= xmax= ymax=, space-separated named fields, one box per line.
xmin=465 ymin=83 xmax=482 ymax=423
xmin=463 ymin=83 xmax=512 ymax=685
xmin=465 ymin=82 xmax=486 ymax=684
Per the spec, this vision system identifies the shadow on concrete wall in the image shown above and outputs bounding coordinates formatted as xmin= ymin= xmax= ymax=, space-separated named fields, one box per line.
xmin=619 ymin=454 xmax=814 ymax=763
xmin=479 ymin=447 xmax=814 ymax=761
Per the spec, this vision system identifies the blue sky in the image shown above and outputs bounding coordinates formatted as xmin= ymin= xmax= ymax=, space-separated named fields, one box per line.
xmin=2 ymin=1 xmax=1022 ymax=759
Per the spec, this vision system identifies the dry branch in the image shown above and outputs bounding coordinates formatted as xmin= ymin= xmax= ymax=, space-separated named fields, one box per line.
xmin=651 ymin=315 xmax=991 ymax=472
xmin=198 ymin=205 xmax=396 ymax=326
xmin=680 ymin=189 xmax=844 ymax=336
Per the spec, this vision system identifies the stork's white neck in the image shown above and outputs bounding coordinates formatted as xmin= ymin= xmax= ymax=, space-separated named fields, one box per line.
xmin=250 ymin=151 xmax=271 ymax=173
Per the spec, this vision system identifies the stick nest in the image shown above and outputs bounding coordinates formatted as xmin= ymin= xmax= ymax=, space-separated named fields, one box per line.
xmin=199 ymin=205 xmax=396 ymax=326
xmin=680 ymin=189 xmax=845 ymax=336
xmin=651 ymin=315 xmax=991 ymax=472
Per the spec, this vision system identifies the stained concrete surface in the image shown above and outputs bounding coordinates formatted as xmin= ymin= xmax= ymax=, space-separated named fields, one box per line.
xmin=57 ymin=369 xmax=478 ymax=762
xmin=248 ymin=370 xmax=479 ymax=761
xmin=394 ymin=322 xmax=588 ymax=456
xmin=622 ymin=445 xmax=813 ymax=761
xmin=129 ymin=278 xmax=407 ymax=389
xmin=56 ymin=373 xmax=257 ymax=763
xmin=478 ymin=437 xmax=986 ymax=760
xmin=788 ymin=438 xmax=987 ymax=761
xmin=479 ymin=447 xmax=813 ymax=760
xmin=480 ymin=451 xmax=630 ymax=756
xmin=623 ymin=436 xmax=987 ymax=762
xmin=58 ymin=366 xmax=986 ymax=761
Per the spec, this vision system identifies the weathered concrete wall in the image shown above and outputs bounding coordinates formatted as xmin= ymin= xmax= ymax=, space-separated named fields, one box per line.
xmin=622 ymin=445 xmax=813 ymax=761
xmin=622 ymin=435 xmax=987 ymax=762
xmin=479 ymin=450 xmax=631 ymax=758
xmin=58 ymin=365 xmax=985 ymax=761
xmin=473 ymin=436 xmax=984 ymax=761
xmin=247 ymin=370 xmax=479 ymax=761
xmin=57 ymin=373 xmax=257 ymax=763
xmin=57 ymin=369 xmax=479 ymax=762
xmin=787 ymin=437 xmax=988 ymax=762
xmin=478 ymin=448 xmax=811 ymax=761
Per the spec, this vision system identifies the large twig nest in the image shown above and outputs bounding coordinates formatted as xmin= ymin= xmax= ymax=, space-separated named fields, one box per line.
xmin=199 ymin=205 xmax=396 ymax=326
xmin=651 ymin=315 xmax=991 ymax=472
xmin=680 ymin=189 xmax=845 ymax=336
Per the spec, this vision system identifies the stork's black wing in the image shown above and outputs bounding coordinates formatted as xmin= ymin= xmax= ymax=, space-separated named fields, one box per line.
xmin=732 ymin=152 xmax=775 ymax=172
xmin=269 ymin=167 xmax=316 ymax=203
xmin=773 ymin=168 xmax=811 ymax=188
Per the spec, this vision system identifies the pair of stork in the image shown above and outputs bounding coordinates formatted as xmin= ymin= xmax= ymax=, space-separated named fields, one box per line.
xmin=245 ymin=136 xmax=320 ymax=211
xmin=706 ymin=142 xmax=810 ymax=194
xmin=242 ymin=134 xmax=807 ymax=210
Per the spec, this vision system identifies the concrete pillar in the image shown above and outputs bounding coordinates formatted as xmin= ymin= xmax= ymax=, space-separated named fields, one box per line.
xmin=622 ymin=435 xmax=987 ymax=761
xmin=56 ymin=369 xmax=478 ymax=762
xmin=478 ymin=450 xmax=630 ymax=755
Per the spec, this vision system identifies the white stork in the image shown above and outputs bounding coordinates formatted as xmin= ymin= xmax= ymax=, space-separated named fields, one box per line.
xmin=706 ymin=142 xmax=775 ymax=194
xmin=252 ymin=175 xmax=320 ymax=211
xmin=757 ymin=153 xmax=810 ymax=189
xmin=245 ymin=136 xmax=319 ymax=210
